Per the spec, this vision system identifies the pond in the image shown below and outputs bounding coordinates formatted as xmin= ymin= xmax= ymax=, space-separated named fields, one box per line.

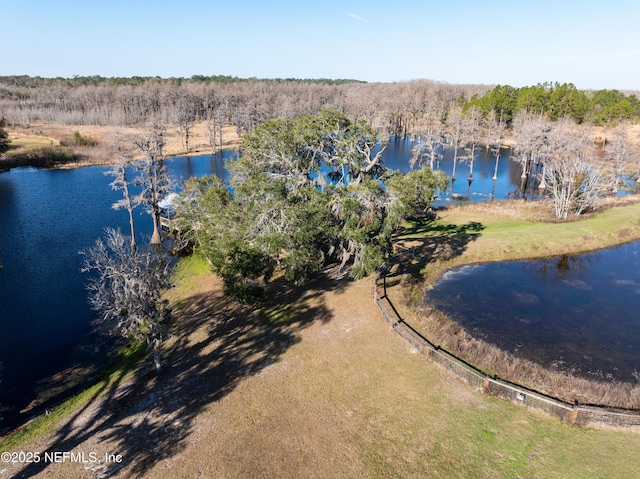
xmin=424 ymin=242 xmax=640 ymax=383
xmin=0 ymin=138 xmax=632 ymax=432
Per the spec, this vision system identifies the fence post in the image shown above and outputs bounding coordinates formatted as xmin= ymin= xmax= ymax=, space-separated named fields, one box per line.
xmin=569 ymin=403 xmax=579 ymax=424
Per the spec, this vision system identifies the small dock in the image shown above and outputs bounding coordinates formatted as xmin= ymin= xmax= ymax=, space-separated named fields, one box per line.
xmin=160 ymin=212 xmax=182 ymax=233
xmin=160 ymin=215 xmax=193 ymax=255
xmin=160 ymin=215 xmax=174 ymax=231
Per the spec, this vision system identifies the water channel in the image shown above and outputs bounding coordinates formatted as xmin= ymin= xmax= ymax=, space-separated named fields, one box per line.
xmin=0 ymin=138 xmax=633 ymax=431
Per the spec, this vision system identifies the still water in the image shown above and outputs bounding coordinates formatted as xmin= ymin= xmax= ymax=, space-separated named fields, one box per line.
xmin=0 ymin=152 xmax=235 ymax=432
xmin=0 ymin=139 xmax=625 ymax=431
xmin=383 ymin=137 xmax=542 ymax=202
xmin=424 ymin=243 xmax=640 ymax=382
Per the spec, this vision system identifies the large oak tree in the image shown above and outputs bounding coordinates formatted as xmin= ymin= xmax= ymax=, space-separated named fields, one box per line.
xmin=177 ymin=110 xmax=447 ymax=300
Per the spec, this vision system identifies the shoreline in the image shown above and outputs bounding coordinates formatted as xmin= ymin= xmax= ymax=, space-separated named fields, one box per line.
xmin=1 ymin=121 xmax=241 ymax=173
xmin=390 ymin=199 xmax=640 ymax=409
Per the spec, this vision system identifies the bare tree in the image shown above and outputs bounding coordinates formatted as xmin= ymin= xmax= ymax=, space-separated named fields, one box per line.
xmin=444 ymin=105 xmax=465 ymax=181
xmin=512 ymin=111 xmax=551 ymax=192
xmin=604 ymin=123 xmax=635 ymax=194
xmin=81 ymin=228 xmax=172 ymax=372
xmin=544 ymin=120 xmax=614 ymax=219
xmin=484 ymin=110 xmax=507 ymax=181
xmin=130 ymin=120 xmax=173 ymax=245
xmin=410 ymin=99 xmax=444 ymax=171
xmin=106 ymin=131 xmax=137 ymax=250
xmin=175 ymin=96 xmax=196 ymax=153
xmin=461 ymin=106 xmax=483 ymax=182
xmin=205 ymin=107 xmax=224 ymax=155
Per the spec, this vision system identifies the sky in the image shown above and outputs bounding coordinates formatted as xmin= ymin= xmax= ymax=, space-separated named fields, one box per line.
xmin=1 ymin=0 xmax=639 ymax=90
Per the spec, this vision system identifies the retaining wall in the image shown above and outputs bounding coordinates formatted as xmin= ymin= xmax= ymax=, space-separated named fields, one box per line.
xmin=373 ymin=274 xmax=640 ymax=428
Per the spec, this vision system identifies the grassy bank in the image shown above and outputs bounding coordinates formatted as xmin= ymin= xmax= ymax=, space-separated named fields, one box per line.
xmin=397 ymin=198 xmax=640 ymax=287
xmin=0 ymin=342 xmax=146 ymax=452
xmin=3 ymin=245 xmax=640 ymax=477
xmin=389 ymin=197 xmax=640 ymax=408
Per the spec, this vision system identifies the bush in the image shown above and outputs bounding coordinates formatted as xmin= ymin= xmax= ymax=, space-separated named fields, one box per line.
xmin=0 ymin=126 xmax=10 ymax=156
xmin=9 ymin=147 xmax=76 ymax=168
xmin=59 ymin=131 xmax=97 ymax=147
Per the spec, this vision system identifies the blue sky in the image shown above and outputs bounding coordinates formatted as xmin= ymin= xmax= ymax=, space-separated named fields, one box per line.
xmin=1 ymin=0 xmax=639 ymax=90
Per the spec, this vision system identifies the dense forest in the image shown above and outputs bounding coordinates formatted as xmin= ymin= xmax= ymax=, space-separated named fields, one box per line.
xmin=1 ymin=76 xmax=639 ymax=136
xmin=1 ymin=76 xmax=639 ymax=222
xmin=0 ymin=75 xmax=476 ymax=136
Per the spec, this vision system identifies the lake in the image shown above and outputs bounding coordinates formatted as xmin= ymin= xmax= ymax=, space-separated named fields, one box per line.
xmin=424 ymin=243 xmax=640 ymax=382
xmin=0 ymin=138 xmax=631 ymax=432
xmin=0 ymin=151 xmax=231 ymax=432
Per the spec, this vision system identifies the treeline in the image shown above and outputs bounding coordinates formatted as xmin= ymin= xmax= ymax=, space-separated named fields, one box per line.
xmin=466 ymin=82 xmax=640 ymax=125
xmin=0 ymin=75 xmax=484 ymax=136
xmin=0 ymin=75 xmax=364 ymax=88
xmin=2 ymin=77 xmax=639 ymax=146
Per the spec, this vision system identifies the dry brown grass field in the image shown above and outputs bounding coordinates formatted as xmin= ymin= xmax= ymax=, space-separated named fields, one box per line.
xmin=2 ymin=121 xmax=240 ymax=170
xmin=3 ymin=253 xmax=640 ymax=478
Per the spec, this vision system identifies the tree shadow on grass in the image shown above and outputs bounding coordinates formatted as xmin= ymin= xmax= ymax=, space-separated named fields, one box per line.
xmin=387 ymin=217 xmax=485 ymax=286
xmin=14 ymin=275 xmax=333 ymax=479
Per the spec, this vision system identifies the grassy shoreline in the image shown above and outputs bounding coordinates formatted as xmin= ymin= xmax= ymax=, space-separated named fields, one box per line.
xmin=3 ymin=234 xmax=640 ymax=477
xmin=1 ymin=121 xmax=241 ymax=173
xmin=403 ymin=195 xmax=640 ymax=301
xmin=0 ymin=342 xmax=147 ymax=451
xmin=389 ymin=197 xmax=640 ymax=408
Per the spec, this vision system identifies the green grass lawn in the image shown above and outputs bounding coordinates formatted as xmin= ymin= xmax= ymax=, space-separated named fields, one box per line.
xmin=5 ymin=135 xmax=56 ymax=152
xmin=397 ymin=199 xmax=640 ymax=284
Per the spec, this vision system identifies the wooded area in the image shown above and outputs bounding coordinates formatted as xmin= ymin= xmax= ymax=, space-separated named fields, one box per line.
xmin=0 ymin=76 xmax=478 ymax=138
xmin=1 ymin=76 xmax=639 ymax=135
xmin=2 ymin=76 xmax=640 ymax=221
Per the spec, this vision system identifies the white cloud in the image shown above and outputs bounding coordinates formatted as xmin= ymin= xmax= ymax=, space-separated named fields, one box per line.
xmin=345 ymin=12 xmax=371 ymax=23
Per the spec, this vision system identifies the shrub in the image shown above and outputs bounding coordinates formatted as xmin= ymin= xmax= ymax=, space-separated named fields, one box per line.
xmin=0 ymin=126 xmax=10 ymax=156
xmin=59 ymin=131 xmax=97 ymax=147
xmin=12 ymin=147 xmax=76 ymax=168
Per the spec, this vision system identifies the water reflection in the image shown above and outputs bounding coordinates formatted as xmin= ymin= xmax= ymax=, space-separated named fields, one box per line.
xmin=380 ymin=137 xmax=544 ymax=203
xmin=424 ymin=242 xmax=640 ymax=382
xmin=0 ymin=138 xmax=633 ymax=430
xmin=526 ymin=253 xmax=599 ymax=277
xmin=169 ymin=149 xmax=235 ymax=187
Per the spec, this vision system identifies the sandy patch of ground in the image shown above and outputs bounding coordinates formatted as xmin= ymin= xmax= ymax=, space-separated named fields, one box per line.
xmin=5 ymin=121 xmax=241 ymax=163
